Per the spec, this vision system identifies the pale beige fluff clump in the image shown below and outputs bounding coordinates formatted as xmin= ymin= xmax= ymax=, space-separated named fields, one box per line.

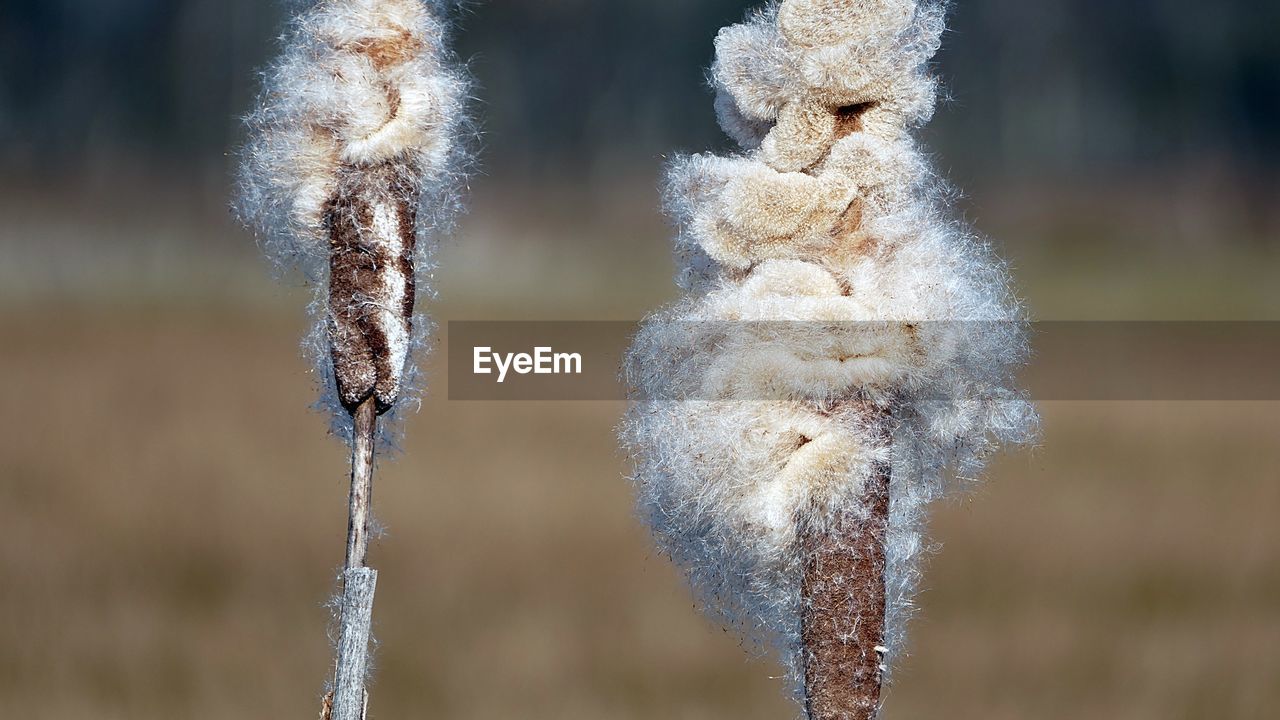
xmin=623 ymin=0 xmax=1035 ymax=699
xmin=236 ymin=0 xmax=468 ymax=439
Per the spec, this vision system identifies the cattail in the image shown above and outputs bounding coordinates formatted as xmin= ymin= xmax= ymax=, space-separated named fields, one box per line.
xmin=622 ymin=1 xmax=1036 ymax=718
xmin=235 ymin=1 xmax=468 ymax=718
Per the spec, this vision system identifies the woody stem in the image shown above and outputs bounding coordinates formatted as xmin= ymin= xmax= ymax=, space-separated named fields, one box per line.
xmin=330 ymin=397 xmax=379 ymax=720
xmin=345 ymin=398 xmax=378 ymax=570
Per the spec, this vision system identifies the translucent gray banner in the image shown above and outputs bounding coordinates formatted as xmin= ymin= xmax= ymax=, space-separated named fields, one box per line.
xmin=446 ymin=321 xmax=1280 ymax=401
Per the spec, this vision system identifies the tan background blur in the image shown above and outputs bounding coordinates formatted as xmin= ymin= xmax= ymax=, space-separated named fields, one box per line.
xmin=1 ymin=1 xmax=1278 ymax=718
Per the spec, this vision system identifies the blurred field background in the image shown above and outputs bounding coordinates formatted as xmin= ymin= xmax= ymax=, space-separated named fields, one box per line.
xmin=1 ymin=1 xmax=1278 ymax=719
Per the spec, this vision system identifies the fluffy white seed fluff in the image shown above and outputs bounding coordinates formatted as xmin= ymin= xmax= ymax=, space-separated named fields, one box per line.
xmin=236 ymin=0 xmax=469 ymax=440
xmin=623 ymin=0 xmax=1036 ymax=702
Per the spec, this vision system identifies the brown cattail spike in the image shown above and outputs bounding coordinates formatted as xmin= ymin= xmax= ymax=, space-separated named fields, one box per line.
xmin=327 ymin=163 xmax=419 ymax=414
xmin=622 ymin=1 xmax=1036 ymax=717
xmin=801 ymin=465 xmax=891 ymax=718
xmin=237 ymin=2 xmax=470 ymax=719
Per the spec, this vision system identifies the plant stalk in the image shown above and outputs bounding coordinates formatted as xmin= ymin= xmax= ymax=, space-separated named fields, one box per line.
xmin=328 ymin=397 xmax=379 ymax=720
xmin=345 ymin=398 xmax=378 ymax=570
xmin=801 ymin=409 xmax=891 ymax=720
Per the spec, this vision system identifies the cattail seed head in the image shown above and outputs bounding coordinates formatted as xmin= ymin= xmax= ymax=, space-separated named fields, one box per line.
xmin=237 ymin=0 xmax=469 ymax=433
xmin=326 ymin=163 xmax=419 ymax=412
xmin=623 ymin=0 xmax=1037 ymax=701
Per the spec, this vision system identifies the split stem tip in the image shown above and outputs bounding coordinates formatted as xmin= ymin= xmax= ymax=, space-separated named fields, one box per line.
xmin=345 ymin=397 xmax=378 ymax=570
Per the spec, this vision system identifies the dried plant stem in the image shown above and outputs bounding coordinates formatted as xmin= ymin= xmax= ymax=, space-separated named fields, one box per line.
xmin=328 ymin=397 xmax=379 ymax=720
xmin=801 ymin=410 xmax=891 ymax=720
xmin=345 ymin=398 xmax=378 ymax=569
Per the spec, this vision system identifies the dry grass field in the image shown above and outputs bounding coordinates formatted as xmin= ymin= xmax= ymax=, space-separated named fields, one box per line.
xmin=1 ymin=295 xmax=1277 ymax=719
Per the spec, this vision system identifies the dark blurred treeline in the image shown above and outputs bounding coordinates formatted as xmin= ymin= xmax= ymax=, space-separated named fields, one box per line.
xmin=1 ymin=0 xmax=1277 ymax=185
